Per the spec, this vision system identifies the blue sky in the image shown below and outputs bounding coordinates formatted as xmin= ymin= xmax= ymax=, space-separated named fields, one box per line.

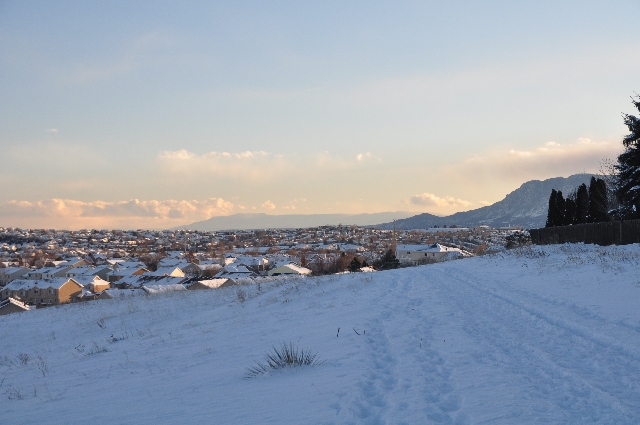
xmin=1 ymin=1 xmax=638 ymax=229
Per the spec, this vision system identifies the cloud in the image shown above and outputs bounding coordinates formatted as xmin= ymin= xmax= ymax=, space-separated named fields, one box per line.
xmin=157 ymin=149 xmax=381 ymax=185
xmin=281 ymin=198 xmax=308 ymax=210
xmin=0 ymin=198 xmax=235 ymax=229
xmin=410 ymin=193 xmax=472 ymax=209
xmin=261 ymin=200 xmax=276 ymax=210
xmin=357 ymin=152 xmax=372 ymax=161
xmin=157 ymin=149 xmax=291 ymax=183
xmin=447 ymin=138 xmax=621 ymax=184
xmin=46 ymin=128 xmax=58 ymax=133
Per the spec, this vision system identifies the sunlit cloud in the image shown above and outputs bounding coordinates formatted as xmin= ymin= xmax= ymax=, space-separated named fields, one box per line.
xmin=410 ymin=193 xmax=472 ymax=209
xmin=157 ymin=149 xmax=291 ymax=183
xmin=281 ymin=198 xmax=308 ymax=211
xmin=261 ymin=200 xmax=276 ymax=210
xmin=46 ymin=128 xmax=58 ymax=133
xmin=158 ymin=149 xmax=380 ymax=184
xmin=0 ymin=198 xmax=235 ymax=229
xmin=446 ymin=138 xmax=621 ymax=184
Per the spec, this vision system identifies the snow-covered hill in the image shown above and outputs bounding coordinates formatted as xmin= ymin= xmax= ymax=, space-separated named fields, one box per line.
xmin=377 ymin=174 xmax=595 ymax=229
xmin=2 ymin=243 xmax=640 ymax=424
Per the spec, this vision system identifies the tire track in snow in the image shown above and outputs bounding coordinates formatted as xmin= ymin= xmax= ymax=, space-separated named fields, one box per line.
xmin=401 ymin=278 xmax=463 ymax=424
xmin=430 ymin=266 xmax=640 ymax=422
xmin=340 ymin=273 xmax=463 ymax=424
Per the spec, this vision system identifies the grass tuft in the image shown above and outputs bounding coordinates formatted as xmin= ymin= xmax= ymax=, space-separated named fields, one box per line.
xmin=245 ymin=342 xmax=323 ymax=378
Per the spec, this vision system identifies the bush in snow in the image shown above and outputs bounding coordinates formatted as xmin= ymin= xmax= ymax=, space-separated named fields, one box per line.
xmin=245 ymin=342 xmax=323 ymax=378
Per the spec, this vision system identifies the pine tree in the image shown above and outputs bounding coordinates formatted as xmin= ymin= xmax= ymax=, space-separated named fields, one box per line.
xmin=564 ymin=198 xmax=577 ymax=226
xmin=546 ymin=189 xmax=558 ymax=227
xmin=349 ymin=256 xmax=361 ymax=272
xmin=555 ymin=191 xmax=566 ymax=226
xmin=575 ymin=183 xmax=589 ymax=224
xmin=588 ymin=177 xmax=610 ymax=222
xmin=615 ymin=95 xmax=640 ymax=219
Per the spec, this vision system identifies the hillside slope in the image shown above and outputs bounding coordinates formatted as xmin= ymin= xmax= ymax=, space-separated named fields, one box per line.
xmin=378 ymin=174 xmax=594 ymax=229
xmin=2 ymin=243 xmax=640 ymax=423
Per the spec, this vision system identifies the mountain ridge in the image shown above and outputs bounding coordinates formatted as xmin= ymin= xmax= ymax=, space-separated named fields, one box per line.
xmin=376 ymin=174 xmax=595 ymax=230
xmin=172 ymin=211 xmax=416 ymax=231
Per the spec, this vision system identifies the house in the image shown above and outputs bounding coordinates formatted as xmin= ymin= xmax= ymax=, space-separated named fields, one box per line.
xmin=107 ymin=266 xmax=149 ymax=284
xmin=0 ymin=267 xmax=30 ymax=286
xmin=395 ymin=243 xmax=463 ymax=265
xmin=214 ymin=264 xmax=257 ymax=279
xmin=146 ymin=266 xmax=185 ymax=278
xmin=184 ymin=278 xmax=235 ymax=290
xmin=0 ymin=297 xmax=31 ymax=316
xmin=71 ymin=276 xmax=111 ymax=293
xmin=65 ymin=265 xmax=112 ymax=281
xmin=1 ymin=278 xmax=83 ymax=306
xmin=117 ymin=275 xmax=189 ymax=289
xmin=27 ymin=267 xmax=65 ymax=280
xmin=267 ymin=263 xmax=312 ymax=277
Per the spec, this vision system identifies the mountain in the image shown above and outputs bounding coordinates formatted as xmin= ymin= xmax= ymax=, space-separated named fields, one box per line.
xmin=173 ymin=211 xmax=415 ymax=231
xmin=376 ymin=174 xmax=595 ymax=230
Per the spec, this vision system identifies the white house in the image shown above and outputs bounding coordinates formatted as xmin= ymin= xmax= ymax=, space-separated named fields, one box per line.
xmin=395 ymin=243 xmax=463 ymax=265
xmin=0 ymin=267 xmax=30 ymax=286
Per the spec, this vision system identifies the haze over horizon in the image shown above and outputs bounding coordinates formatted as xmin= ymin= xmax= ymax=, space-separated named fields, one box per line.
xmin=1 ymin=1 xmax=638 ymax=230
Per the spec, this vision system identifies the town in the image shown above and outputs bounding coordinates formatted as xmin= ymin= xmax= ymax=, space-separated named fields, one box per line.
xmin=0 ymin=224 xmax=522 ymax=315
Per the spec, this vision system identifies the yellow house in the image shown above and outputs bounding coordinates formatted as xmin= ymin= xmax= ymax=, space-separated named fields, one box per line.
xmin=1 ymin=278 xmax=83 ymax=306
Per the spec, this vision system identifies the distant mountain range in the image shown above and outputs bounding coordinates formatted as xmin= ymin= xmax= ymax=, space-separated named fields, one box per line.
xmin=174 ymin=174 xmax=595 ymax=231
xmin=173 ymin=211 xmax=415 ymax=231
xmin=375 ymin=174 xmax=595 ymax=230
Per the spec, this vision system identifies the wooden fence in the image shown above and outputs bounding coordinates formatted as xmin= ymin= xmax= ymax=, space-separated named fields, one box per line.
xmin=529 ymin=219 xmax=640 ymax=246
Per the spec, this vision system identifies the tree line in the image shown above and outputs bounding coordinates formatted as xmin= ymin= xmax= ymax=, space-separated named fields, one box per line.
xmin=545 ymin=94 xmax=640 ymax=227
xmin=545 ymin=177 xmax=608 ymax=227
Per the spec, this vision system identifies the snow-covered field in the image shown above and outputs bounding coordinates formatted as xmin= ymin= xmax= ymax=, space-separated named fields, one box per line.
xmin=2 ymin=244 xmax=640 ymax=424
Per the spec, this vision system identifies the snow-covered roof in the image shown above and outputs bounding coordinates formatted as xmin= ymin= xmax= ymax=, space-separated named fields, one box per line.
xmin=396 ymin=243 xmax=461 ymax=253
xmin=185 ymin=278 xmax=235 ymax=289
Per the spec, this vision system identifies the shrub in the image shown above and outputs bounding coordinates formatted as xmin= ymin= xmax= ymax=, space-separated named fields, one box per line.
xmin=245 ymin=342 xmax=323 ymax=378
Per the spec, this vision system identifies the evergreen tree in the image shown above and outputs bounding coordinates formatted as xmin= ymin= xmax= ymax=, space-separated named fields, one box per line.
xmin=546 ymin=189 xmax=558 ymax=227
xmin=588 ymin=177 xmax=610 ymax=222
xmin=564 ymin=198 xmax=577 ymax=226
xmin=349 ymin=256 xmax=362 ymax=272
xmin=555 ymin=191 xmax=566 ymax=226
xmin=575 ymin=183 xmax=589 ymax=224
xmin=375 ymin=248 xmax=400 ymax=270
xmin=615 ymin=95 xmax=640 ymax=219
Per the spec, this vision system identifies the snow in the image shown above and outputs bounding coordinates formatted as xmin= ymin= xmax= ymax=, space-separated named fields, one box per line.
xmin=2 ymin=244 xmax=640 ymax=423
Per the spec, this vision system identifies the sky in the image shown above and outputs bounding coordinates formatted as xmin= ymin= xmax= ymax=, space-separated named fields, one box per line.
xmin=1 ymin=1 xmax=639 ymax=230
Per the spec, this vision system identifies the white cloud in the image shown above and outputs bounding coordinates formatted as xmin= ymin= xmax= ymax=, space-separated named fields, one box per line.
xmin=46 ymin=128 xmax=58 ymax=133
xmin=261 ymin=200 xmax=276 ymax=210
xmin=410 ymin=193 xmax=472 ymax=209
xmin=157 ymin=149 xmax=380 ymax=185
xmin=447 ymin=138 xmax=621 ymax=183
xmin=357 ymin=152 xmax=372 ymax=161
xmin=281 ymin=198 xmax=308 ymax=210
xmin=157 ymin=149 xmax=291 ymax=183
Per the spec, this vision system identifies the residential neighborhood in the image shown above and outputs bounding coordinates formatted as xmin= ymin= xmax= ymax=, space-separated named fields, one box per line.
xmin=0 ymin=224 xmax=522 ymax=315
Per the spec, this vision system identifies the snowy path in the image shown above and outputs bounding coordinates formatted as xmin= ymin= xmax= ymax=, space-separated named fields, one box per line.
xmin=1 ymin=244 xmax=640 ymax=424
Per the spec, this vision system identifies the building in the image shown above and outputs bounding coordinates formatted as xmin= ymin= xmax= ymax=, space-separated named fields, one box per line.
xmin=395 ymin=243 xmax=463 ymax=265
xmin=267 ymin=263 xmax=312 ymax=277
xmin=1 ymin=278 xmax=84 ymax=306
